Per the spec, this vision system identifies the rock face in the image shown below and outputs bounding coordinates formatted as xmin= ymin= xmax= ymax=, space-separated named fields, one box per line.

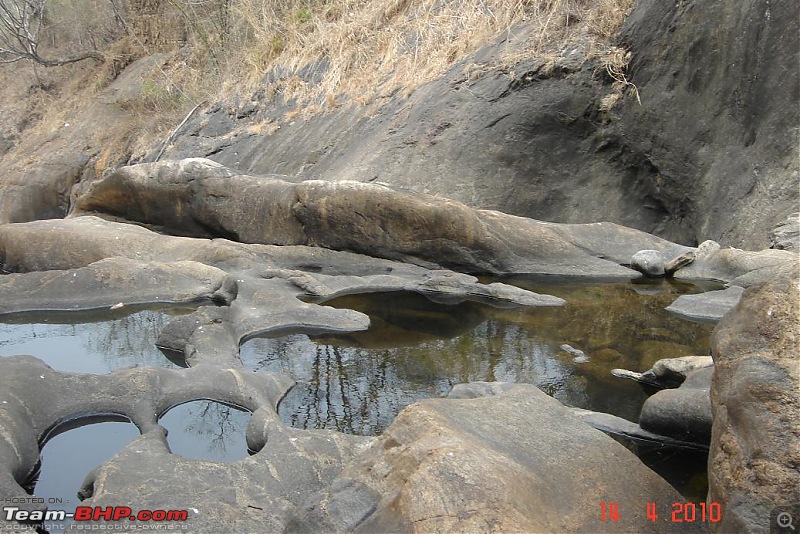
xmin=708 ymin=269 xmax=800 ymax=533
xmin=614 ymin=0 xmax=799 ymax=249
xmin=288 ymin=383 xmax=700 ymax=533
xmin=770 ymin=212 xmax=800 ymax=251
xmin=0 ymin=55 xmax=171 ymax=225
xmin=147 ymin=0 xmax=798 ymax=250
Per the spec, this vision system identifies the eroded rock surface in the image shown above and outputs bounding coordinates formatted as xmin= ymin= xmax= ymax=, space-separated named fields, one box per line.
xmin=0 ymin=258 xmax=236 ymax=314
xmin=709 ymin=269 xmax=800 ymax=533
xmin=69 ymin=158 xmax=692 ymax=277
xmin=0 ymin=157 xmax=796 ymax=532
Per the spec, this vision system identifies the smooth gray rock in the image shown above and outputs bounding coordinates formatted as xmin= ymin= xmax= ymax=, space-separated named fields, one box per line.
xmin=0 ymin=258 xmax=236 ymax=314
xmin=651 ymin=356 xmax=714 ymax=383
xmin=612 ymin=355 xmax=713 ymax=389
xmin=665 ymin=285 xmax=745 ymax=322
xmin=631 ymin=249 xmax=666 ymax=277
xmin=639 ymin=367 xmax=713 ymax=445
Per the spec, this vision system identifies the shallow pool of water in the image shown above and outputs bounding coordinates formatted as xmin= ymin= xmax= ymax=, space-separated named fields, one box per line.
xmin=159 ymin=400 xmax=252 ymax=462
xmin=26 ymin=399 xmax=251 ymax=529
xmin=5 ymin=278 xmax=715 ymax=508
xmin=31 ymin=418 xmax=140 ymax=527
xmin=241 ymin=279 xmax=714 ymax=436
xmin=0 ymin=307 xmax=189 ymax=374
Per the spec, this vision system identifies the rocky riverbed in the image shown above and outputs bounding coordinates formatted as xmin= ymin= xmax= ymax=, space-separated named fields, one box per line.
xmin=0 ymin=158 xmax=797 ymax=533
xmin=0 ymin=0 xmax=797 ymax=530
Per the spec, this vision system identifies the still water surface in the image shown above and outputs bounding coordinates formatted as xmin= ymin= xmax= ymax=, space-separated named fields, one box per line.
xmin=241 ymin=279 xmax=714 ymax=436
xmin=0 ymin=308 xmax=182 ymax=373
xmin=1 ymin=279 xmax=715 ymax=513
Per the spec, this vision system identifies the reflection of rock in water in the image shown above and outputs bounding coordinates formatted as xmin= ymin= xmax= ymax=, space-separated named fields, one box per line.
xmin=313 ymin=291 xmax=488 ymax=348
xmin=242 ymin=282 xmax=713 ymax=436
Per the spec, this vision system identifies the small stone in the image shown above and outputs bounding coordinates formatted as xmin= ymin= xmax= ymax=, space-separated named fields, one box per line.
xmin=631 ymin=250 xmax=666 ymax=277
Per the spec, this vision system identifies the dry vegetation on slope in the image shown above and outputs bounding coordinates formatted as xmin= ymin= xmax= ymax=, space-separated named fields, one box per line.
xmin=0 ymin=0 xmax=634 ymax=167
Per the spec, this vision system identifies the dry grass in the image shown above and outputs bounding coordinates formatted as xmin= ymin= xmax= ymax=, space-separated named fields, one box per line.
xmin=213 ymin=0 xmax=636 ymax=113
xmin=1 ymin=0 xmax=638 ymax=176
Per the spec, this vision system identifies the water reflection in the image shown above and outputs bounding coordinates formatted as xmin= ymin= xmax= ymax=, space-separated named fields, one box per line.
xmin=32 ymin=420 xmax=140 ymax=527
xmin=0 ymin=309 xmax=187 ymax=373
xmin=159 ymin=400 xmax=251 ymax=462
xmin=241 ymin=281 xmax=713 ymax=436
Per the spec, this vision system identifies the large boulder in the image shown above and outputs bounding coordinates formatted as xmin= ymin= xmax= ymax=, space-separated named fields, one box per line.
xmin=288 ymin=382 xmax=701 ymax=533
xmin=639 ymin=367 xmax=713 ymax=445
xmin=709 ymin=268 xmax=800 ymax=532
xmin=70 ymin=159 xmax=695 ymax=277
